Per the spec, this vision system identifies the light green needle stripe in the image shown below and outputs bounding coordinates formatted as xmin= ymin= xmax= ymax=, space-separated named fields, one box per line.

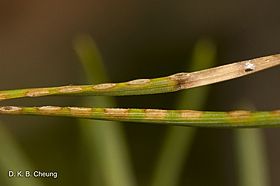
xmin=235 ymin=129 xmax=270 ymax=186
xmin=74 ymin=34 xmax=136 ymax=186
xmin=0 ymin=122 xmax=45 ymax=186
xmin=0 ymin=54 xmax=279 ymax=100
xmin=1 ymin=106 xmax=280 ymax=128
xmin=151 ymin=38 xmax=216 ymax=186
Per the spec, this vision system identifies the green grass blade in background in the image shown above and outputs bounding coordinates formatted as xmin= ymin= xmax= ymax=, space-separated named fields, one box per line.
xmin=73 ymin=34 xmax=136 ymax=186
xmin=234 ymin=102 xmax=270 ymax=186
xmin=0 ymin=122 xmax=44 ymax=186
xmin=151 ymin=38 xmax=216 ymax=186
xmin=235 ymin=129 xmax=270 ymax=186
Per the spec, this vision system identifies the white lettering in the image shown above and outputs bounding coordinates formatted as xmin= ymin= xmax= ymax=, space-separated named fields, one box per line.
xmin=33 ymin=170 xmax=57 ymax=179
xmin=8 ymin=171 xmax=14 ymax=177
xmin=16 ymin=171 xmax=22 ymax=177
xmin=25 ymin=171 xmax=31 ymax=177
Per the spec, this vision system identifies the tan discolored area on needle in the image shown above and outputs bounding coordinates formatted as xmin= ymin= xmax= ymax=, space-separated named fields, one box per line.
xmin=58 ymin=86 xmax=83 ymax=93
xmin=104 ymin=108 xmax=129 ymax=118
xmin=37 ymin=106 xmax=62 ymax=115
xmin=228 ymin=110 xmax=251 ymax=120
xmin=0 ymin=106 xmax=22 ymax=114
xmin=0 ymin=94 xmax=7 ymax=101
xmin=180 ymin=110 xmax=203 ymax=119
xmin=145 ymin=109 xmax=168 ymax=119
xmin=126 ymin=79 xmax=151 ymax=87
xmin=92 ymin=83 xmax=116 ymax=90
xmin=26 ymin=88 xmax=50 ymax=97
xmin=271 ymin=110 xmax=280 ymax=117
xmin=68 ymin=107 xmax=92 ymax=117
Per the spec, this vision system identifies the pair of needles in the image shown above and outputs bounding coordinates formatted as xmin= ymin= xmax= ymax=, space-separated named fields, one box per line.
xmin=0 ymin=54 xmax=279 ymax=128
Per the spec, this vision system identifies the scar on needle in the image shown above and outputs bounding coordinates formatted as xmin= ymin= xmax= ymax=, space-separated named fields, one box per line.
xmin=244 ymin=61 xmax=255 ymax=72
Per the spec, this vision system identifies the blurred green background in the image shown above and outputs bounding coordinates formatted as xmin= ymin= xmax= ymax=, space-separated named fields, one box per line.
xmin=0 ymin=0 xmax=280 ymax=185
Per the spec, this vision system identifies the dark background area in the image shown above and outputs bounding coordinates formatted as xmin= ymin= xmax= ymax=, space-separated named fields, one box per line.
xmin=1 ymin=0 xmax=280 ymax=185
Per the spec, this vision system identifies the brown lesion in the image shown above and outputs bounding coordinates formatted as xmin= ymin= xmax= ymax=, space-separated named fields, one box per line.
xmin=125 ymin=79 xmax=151 ymax=87
xmin=104 ymin=108 xmax=129 ymax=118
xmin=0 ymin=106 xmax=22 ymax=114
xmin=145 ymin=109 xmax=168 ymax=119
xmin=168 ymin=72 xmax=190 ymax=90
xmin=180 ymin=110 xmax=203 ymax=119
xmin=92 ymin=83 xmax=116 ymax=90
xmin=271 ymin=110 xmax=280 ymax=117
xmin=37 ymin=106 xmax=62 ymax=115
xmin=228 ymin=110 xmax=251 ymax=120
xmin=0 ymin=94 xmax=7 ymax=101
xmin=68 ymin=107 xmax=92 ymax=117
xmin=58 ymin=86 xmax=83 ymax=93
xmin=25 ymin=88 xmax=50 ymax=97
